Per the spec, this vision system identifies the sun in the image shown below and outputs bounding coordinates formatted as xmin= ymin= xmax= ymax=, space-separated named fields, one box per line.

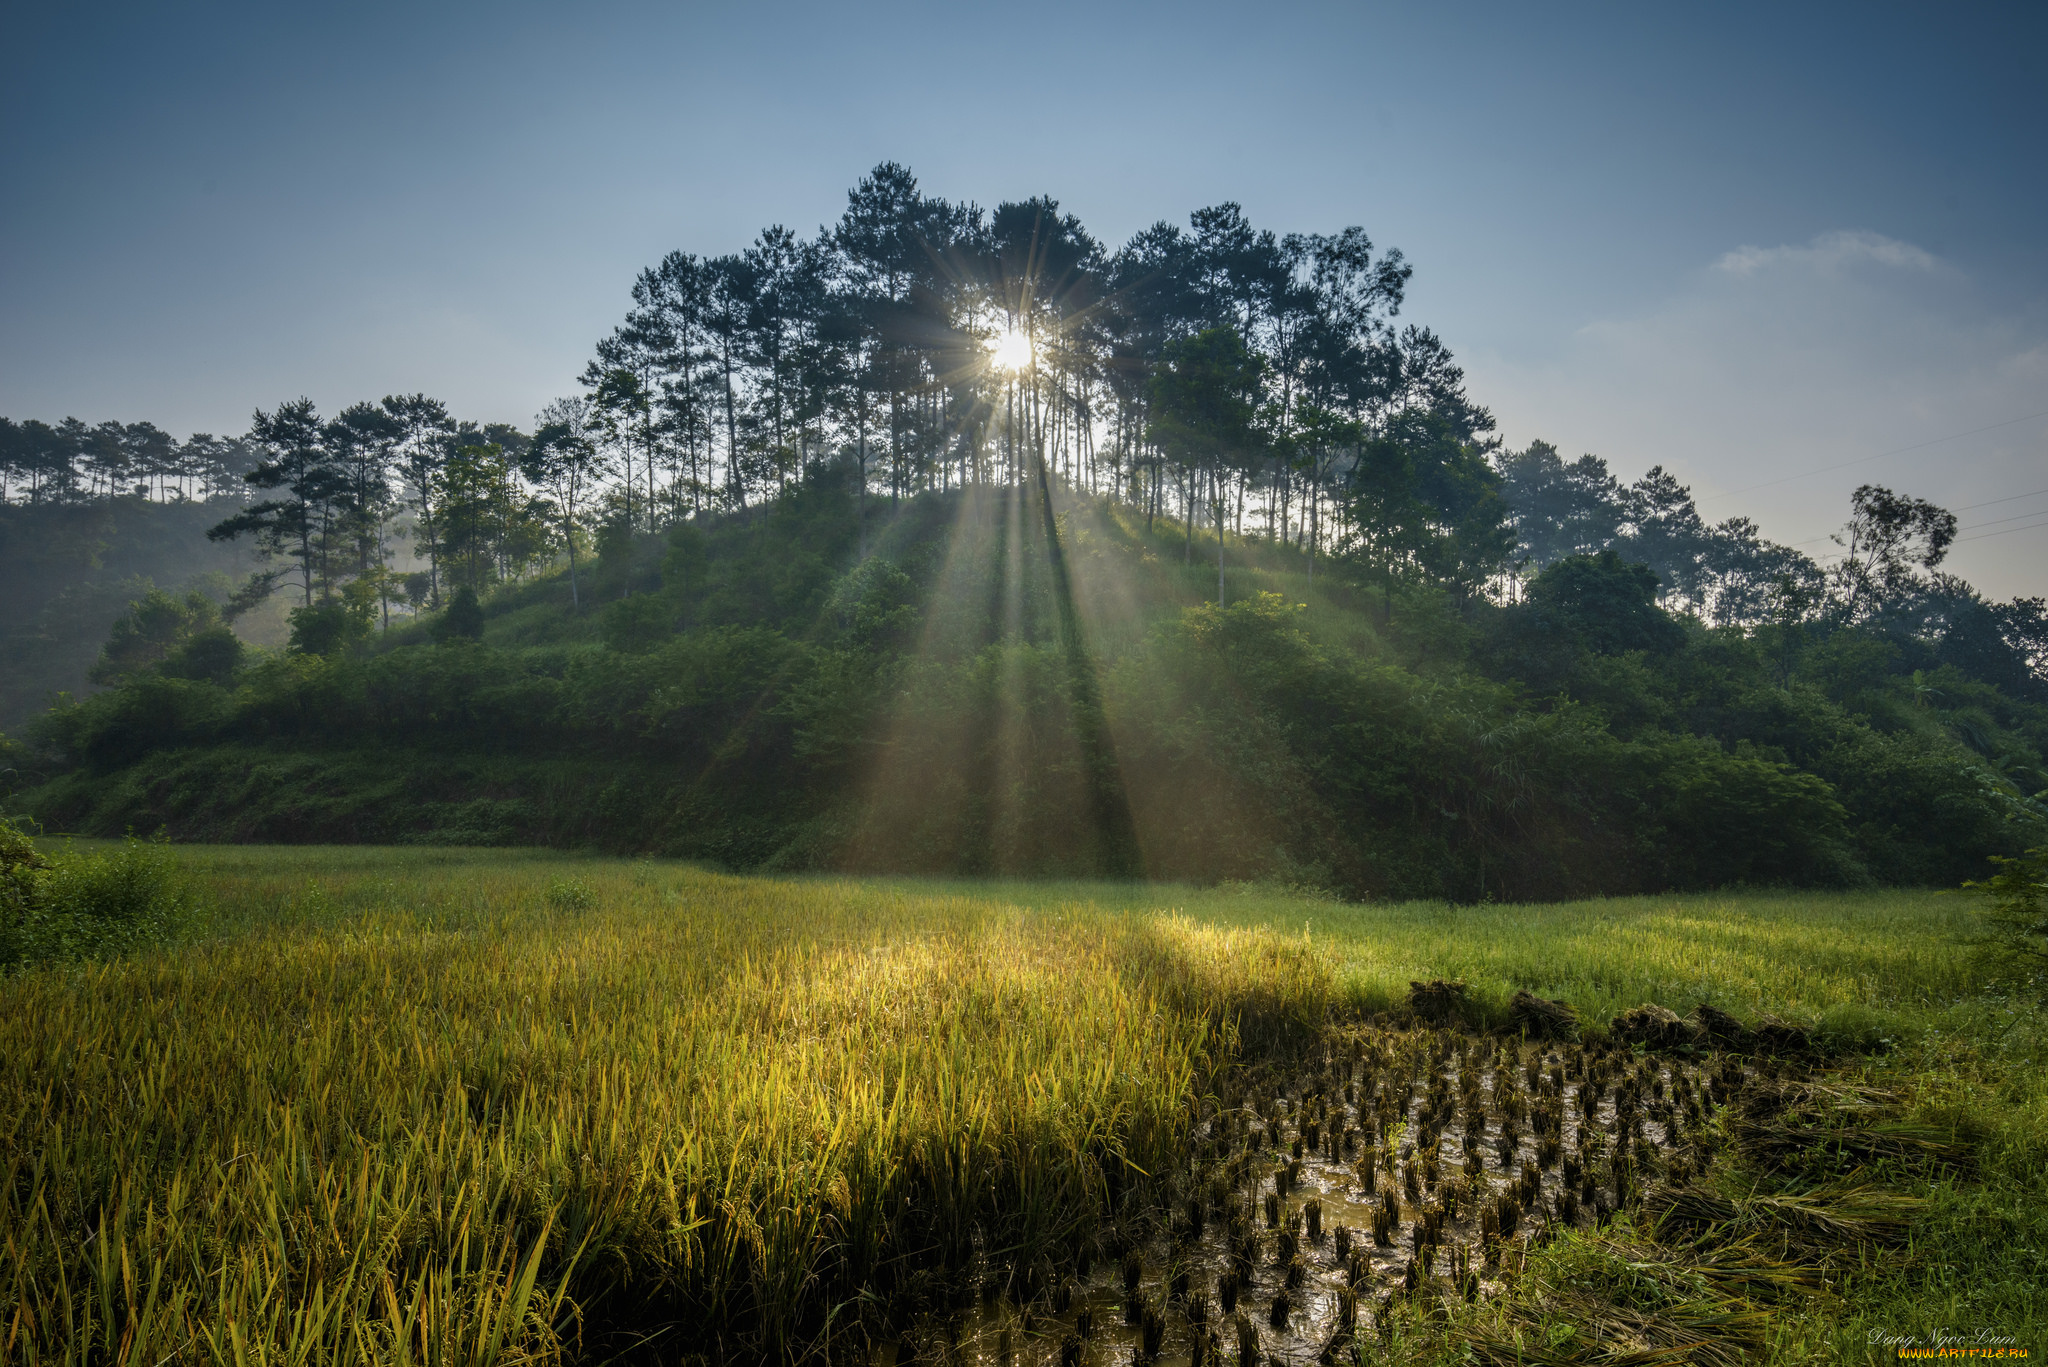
xmin=988 ymin=328 xmax=1034 ymax=372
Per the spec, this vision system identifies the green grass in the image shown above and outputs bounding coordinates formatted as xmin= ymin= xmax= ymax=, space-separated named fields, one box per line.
xmin=2 ymin=845 xmax=2041 ymax=1364
xmin=867 ymin=876 xmax=1980 ymax=1033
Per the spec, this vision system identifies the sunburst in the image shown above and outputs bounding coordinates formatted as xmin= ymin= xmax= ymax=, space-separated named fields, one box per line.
xmin=987 ymin=328 xmax=1034 ymax=372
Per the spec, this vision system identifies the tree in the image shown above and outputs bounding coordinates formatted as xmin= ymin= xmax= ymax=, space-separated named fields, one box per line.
xmin=1695 ymin=516 xmax=1822 ymax=627
xmin=434 ymin=439 xmax=540 ymax=594
xmin=589 ymin=368 xmax=653 ymax=529
xmin=831 ymin=167 xmax=928 ymax=539
xmin=1525 ymin=551 xmax=1685 ymax=655
xmin=703 ymin=256 xmax=760 ymax=510
xmin=1615 ymin=466 xmax=1708 ymax=609
xmin=207 ymin=398 xmax=345 ymax=608
xmin=1344 ymin=410 xmax=1511 ymax=616
xmin=1831 ymin=483 xmax=1958 ymax=622
xmin=1496 ymin=440 xmax=1621 ymax=574
xmin=288 ymin=579 xmax=376 ymax=657
xmin=1923 ymin=580 xmax=2048 ymax=704
xmin=1288 ymin=404 xmax=1360 ymax=591
xmin=324 ymin=402 xmax=402 ymax=627
xmin=433 ymin=585 xmax=485 ymax=642
xmin=1270 ymin=228 xmax=1408 ymax=554
xmin=79 ymin=422 xmax=130 ymax=498
xmin=180 ymin=432 xmax=259 ymax=500
xmin=1149 ymin=327 xmax=1265 ymax=604
xmin=744 ymin=225 xmax=825 ymax=491
xmin=524 ymin=398 xmax=604 ymax=611
xmin=1963 ymin=845 xmax=2048 ymax=997
xmin=0 ymin=419 xmax=77 ymax=502
xmin=120 ymin=423 xmax=179 ymax=501
xmin=585 ymin=302 xmax=672 ymax=523
xmin=89 ymin=589 xmax=225 ymax=684
xmin=383 ymin=394 xmax=456 ymax=607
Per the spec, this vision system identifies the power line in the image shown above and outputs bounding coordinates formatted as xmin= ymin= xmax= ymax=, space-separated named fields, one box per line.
xmin=1956 ymin=507 xmax=2048 ymax=534
xmin=1953 ymin=485 xmax=2048 ymax=514
xmin=1955 ymin=515 xmax=2048 ymax=545
xmin=1695 ymin=409 xmax=2048 ymax=505
xmin=1766 ymin=485 xmax=2048 ymax=550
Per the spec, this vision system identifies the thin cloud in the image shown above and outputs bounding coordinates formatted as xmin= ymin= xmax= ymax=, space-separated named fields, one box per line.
xmin=1714 ymin=229 xmax=1942 ymax=277
xmin=1467 ymin=229 xmax=2048 ymax=600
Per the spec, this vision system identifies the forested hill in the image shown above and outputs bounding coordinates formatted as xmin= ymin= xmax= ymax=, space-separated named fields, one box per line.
xmin=10 ymin=467 xmax=2045 ymax=900
xmin=0 ymin=495 xmax=286 ymax=733
xmin=5 ymin=164 xmax=2043 ymax=896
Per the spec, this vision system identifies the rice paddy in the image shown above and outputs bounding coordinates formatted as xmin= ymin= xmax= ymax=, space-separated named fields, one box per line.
xmin=1 ymin=846 xmax=2040 ymax=1364
xmin=889 ymin=1026 xmax=1737 ymax=1366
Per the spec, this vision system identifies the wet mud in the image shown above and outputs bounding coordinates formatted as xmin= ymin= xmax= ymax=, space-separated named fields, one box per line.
xmin=878 ymin=1025 xmax=1747 ymax=1366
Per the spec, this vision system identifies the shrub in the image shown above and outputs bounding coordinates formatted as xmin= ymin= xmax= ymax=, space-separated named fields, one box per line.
xmin=289 ymin=596 xmax=373 ymax=657
xmin=544 ymin=877 xmax=594 ymax=911
xmin=161 ymin=625 xmax=246 ymax=684
xmin=1964 ymin=845 xmax=2048 ymax=998
xmin=600 ymin=592 xmax=677 ymax=653
xmin=0 ymin=816 xmax=194 ymax=966
xmin=433 ymin=586 xmax=486 ymax=643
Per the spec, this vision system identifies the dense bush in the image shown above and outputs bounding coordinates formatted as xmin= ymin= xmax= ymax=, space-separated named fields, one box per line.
xmin=12 ymin=487 xmax=2046 ymax=898
xmin=0 ymin=816 xmax=192 ymax=966
xmin=1965 ymin=845 xmax=2048 ymax=997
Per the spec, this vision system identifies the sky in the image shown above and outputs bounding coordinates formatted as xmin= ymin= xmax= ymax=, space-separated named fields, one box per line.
xmin=3 ymin=0 xmax=2044 ymax=595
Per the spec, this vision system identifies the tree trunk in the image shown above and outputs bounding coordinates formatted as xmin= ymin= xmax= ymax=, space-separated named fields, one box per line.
xmin=1215 ymin=463 xmax=1226 ymax=607
xmin=856 ymin=398 xmax=869 ymax=561
xmin=1307 ymin=459 xmax=1319 ymax=597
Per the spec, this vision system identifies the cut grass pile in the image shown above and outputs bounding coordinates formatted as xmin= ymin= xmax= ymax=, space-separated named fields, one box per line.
xmin=1 ymin=846 xmax=2040 ymax=1364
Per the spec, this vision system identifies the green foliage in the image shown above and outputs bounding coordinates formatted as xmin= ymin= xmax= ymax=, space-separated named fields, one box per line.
xmin=593 ymin=515 xmax=637 ymax=599
xmin=286 ymin=582 xmax=375 ymax=657
xmin=0 ymin=818 xmax=192 ymax=966
xmin=1654 ymin=742 xmax=1859 ymax=887
xmin=543 ymin=876 xmax=593 ymax=910
xmin=33 ymin=673 xmax=236 ymax=769
xmin=160 ymin=624 xmax=245 ymax=683
xmin=433 ymin=583 xmax=486 ymax=642
xmin=435 ymin=440 xmax=551 ymax=591
xmin=15 ymin=486 xmax=2047 ymax=896
xmin=89 ymin=587 xmax=225 ymax=683
xmin=1525 ymin=549 xmax=1685 ymax=656
xmin=0 ymin=813 xmax=51 ymax=927
xmin=660 ymin=519 xmax=708 ymax=600
xmin=1148 ymin=327 xmax=1264 ymax=472
xmin=0 ymin=497 xmax=268 ymax=732
xmin=825 ymin=556 xmax=919 ymax=649
xmin=1346 ymin=410 xmax=1514 ymax=607
xmin=599 ymin=591 xmax=675 ymax=653
xmin=1963 ymin=845 xmax=2048 ymax=996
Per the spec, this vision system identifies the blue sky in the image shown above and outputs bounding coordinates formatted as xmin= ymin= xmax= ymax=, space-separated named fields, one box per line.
xmin=3 ymin=0 xmax=2043 ymax=594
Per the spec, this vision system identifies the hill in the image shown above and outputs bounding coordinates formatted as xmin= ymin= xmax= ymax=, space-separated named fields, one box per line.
xmin=10 ymin=469 xmax=2045 ymax=899
xmin=0 ymin=495 xmax=288 ymax=732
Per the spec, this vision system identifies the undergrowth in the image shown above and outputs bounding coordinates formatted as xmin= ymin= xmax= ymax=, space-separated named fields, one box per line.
xmin=0 ymin=816 xmax=193 ymax=967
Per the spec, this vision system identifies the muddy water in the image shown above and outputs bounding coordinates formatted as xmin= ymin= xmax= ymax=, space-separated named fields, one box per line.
xmin=877 ymin=1030 xmax=1735 ymax=1366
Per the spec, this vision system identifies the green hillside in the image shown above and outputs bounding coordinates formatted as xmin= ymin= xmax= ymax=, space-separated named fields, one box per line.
xmin=0 ymin=495 xmax=289 ymax=732
xmin=12 ymin=470 xmax=2045 ymax=899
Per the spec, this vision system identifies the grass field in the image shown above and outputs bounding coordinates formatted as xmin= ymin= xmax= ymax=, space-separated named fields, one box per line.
xmin=2 ymin=845 xmax=2042 ymax=1365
